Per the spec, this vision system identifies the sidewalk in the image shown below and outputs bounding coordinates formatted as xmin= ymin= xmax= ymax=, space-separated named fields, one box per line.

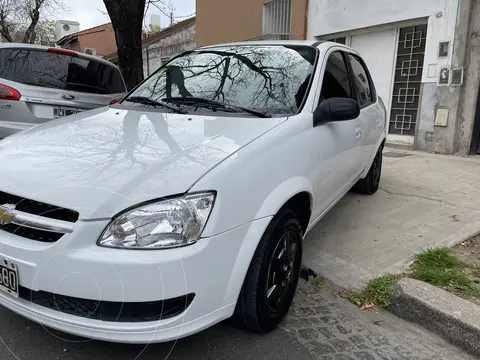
xmin=303 ymin=149 xmax=480 ymax=291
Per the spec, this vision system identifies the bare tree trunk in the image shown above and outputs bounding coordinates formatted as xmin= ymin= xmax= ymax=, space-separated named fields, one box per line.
xmin=0 ymin=0 xmax=59 ymax=43
xmin=0 ymin=8 xmax=13 ymax=42
xmin=23 ymin=7 xmax=40 ymax=43
xmin=103 ymin=0 xmax=145 ymax=91
xmin=0 ymin=24 xmax=13 ymax=42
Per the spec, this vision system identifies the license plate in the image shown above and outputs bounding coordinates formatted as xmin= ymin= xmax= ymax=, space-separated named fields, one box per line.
xmin=0 ymin=258 xmax=19 ymax=298
xmin=53 ymin=107 xmax=82 ymax=118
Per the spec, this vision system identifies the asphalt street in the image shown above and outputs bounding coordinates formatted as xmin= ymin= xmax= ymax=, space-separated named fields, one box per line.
xmin=0 ymin=280 xmax=473 ymax=360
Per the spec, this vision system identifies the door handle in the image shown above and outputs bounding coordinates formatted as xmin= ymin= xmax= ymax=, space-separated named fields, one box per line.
xmin=355 ymin=127 xmax=362 ymax=139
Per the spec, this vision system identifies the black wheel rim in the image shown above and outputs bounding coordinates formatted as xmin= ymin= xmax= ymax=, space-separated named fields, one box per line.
xmin=372 ymin=150 xmax=382 ymax=186
xmin=265 ymin=229 xmax=301 ymax=315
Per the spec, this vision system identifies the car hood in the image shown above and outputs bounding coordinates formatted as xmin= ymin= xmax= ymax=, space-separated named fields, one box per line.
xmin=0 ymin=107 xmax=286 ymax=219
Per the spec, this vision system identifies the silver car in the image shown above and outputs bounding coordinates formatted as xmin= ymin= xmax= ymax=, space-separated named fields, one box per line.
xmin=0 ymin=43 xmax=126 ymax=138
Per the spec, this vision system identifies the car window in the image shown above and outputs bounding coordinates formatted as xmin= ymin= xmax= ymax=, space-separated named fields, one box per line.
xmin=128 ymin=45 xmax=318 ymax=116
xmin=0 ymin=49 xmax=125 ymax=94
xmin=319 ymin=51 xmax=351 ymax=102
xmin=347 ymin=54 xmax=374 ymax=107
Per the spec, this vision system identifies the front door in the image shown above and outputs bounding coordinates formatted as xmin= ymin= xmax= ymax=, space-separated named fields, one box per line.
xmin=310 ymin=50 xmax=361 ymax=221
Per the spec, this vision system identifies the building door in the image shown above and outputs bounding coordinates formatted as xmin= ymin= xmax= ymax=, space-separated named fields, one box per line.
xmin=389 ymin=24 xmax=428 ymax=138
xmin=350 ymin=29 xmax=397 ymax=126
xmin=471 ymin=90 xmax=480 ymax=155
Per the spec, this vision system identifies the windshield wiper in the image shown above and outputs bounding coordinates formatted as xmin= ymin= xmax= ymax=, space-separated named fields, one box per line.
xmin=125 ymin=96 xmax=187 ymax=114
xmin=65 ymin=82 xmax=108 ymax=94
xmin=162 ymin=97 xmax=271 ymax=118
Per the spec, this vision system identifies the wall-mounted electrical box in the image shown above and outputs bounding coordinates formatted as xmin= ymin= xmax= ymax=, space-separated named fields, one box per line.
xmin=434 ymin=108 xmax=449 ymax=127
xmin=451 ymin=68 xmax=464 ymax=86
xmin=438 ymin=41 xmax=449 ymax=57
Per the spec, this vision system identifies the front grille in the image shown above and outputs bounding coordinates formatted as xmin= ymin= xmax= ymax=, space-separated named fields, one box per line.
xmin=19 ymin=287 xmax=195 ymax=322
xmin=0 ymin=191 xmax=79 ymax=222
xmin=0 ymin=225 xmax=64 ymax=242
xmin=0 ymin=191 xmax=79 ymax=242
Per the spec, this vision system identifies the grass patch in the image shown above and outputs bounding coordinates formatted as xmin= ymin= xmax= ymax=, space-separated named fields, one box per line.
xmin=410 ymin=247 xmax=480 ymax=297
xmin=311 ymin=276 xmax=325 ymax=291
xmin=347 ymin=274 xmax=402 ymax=308
xmin=347 ymin=244 xmax=480 ymax=310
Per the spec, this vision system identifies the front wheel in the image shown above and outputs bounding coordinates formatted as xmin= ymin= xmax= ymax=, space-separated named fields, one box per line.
xmin=353 ymin=145 xmax=383 ymax=195
xmin=233 ymin=208 xmax=303 ymax=333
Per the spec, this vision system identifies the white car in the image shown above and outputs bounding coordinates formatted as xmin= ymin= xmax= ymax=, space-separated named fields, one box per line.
xmin=0 ymin=40 xmax=386 ymax=343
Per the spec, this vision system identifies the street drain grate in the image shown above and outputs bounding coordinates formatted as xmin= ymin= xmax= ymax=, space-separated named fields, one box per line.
xmin=383 ymin=152 xmax=412 ymax=158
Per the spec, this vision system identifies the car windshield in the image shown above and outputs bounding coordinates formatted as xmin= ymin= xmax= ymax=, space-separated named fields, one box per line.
xmin=0 ymin=48 xmax=126 ymax=94
xmin=127 ymin=45 xmax=317 ymax=115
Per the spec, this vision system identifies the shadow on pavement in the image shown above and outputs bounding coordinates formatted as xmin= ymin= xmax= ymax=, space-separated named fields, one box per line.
xmin=0 ymin=308 xmax=313 ymax=360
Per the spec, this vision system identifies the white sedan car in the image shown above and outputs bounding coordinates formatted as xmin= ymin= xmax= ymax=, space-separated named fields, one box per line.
xmin=0 ymin=40 xmax=386 ymax=343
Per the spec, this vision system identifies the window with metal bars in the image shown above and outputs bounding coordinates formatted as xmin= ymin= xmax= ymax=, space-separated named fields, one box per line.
xmin=262 ymin=0 xmax=292 ymax=39
xmin=389 ymin=24 xmax=428 ymax=136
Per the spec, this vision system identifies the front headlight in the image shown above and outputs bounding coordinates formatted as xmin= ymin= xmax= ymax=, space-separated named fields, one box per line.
xmin=98 ymin=192 xmax=216 ymax=249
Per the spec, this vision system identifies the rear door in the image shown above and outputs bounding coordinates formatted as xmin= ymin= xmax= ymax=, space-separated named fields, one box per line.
xmin=0 ymin=47 xmax=126 ymax=134
xmin=345 ymin=52 xmax=381 ymax=167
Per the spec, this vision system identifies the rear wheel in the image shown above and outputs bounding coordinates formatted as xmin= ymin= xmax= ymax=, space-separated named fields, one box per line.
xmin=233 ymin=208 xmax=303 ymax=333
xmin=353 ymin=145 xmax=383 ymax=195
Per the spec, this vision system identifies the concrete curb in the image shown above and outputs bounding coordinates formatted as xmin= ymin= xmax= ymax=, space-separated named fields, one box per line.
xmin=390 ymin=278 xmax=480 ymax=356
xmin=385 ymin=141 xmax=414 ymax=151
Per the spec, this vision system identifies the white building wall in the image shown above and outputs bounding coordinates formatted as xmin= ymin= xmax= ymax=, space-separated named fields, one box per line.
xmin=307 ymin=0 xmax=460 ymax=147
xmin=307 ymin=0 xmax=459 ymax=83
xmin=142 ymin=24 xmax=196 ymax=78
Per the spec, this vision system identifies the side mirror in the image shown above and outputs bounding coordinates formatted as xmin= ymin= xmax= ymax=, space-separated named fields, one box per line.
xmin=313 ymin=98 xmax=360 ymax=127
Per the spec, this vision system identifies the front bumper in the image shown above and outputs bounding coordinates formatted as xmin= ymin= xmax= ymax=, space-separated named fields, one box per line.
xmin=0 ymin=217 xmax=272 ymax=343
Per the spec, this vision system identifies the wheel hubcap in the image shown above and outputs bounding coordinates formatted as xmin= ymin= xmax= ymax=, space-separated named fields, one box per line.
xmin=266 ymin=230 xmax=300 ymax=313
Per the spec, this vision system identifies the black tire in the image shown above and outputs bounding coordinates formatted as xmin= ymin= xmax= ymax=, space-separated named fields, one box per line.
xmin=233 ymin=208 xmax=303 ymax=333
xmin=353 ymin=145 xmax=383 ymax=195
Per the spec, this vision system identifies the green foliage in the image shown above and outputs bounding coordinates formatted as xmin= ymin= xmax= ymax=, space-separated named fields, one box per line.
xmin=410 ymin=248 xmax=478 ymax=296
xmin=347 ymin=274 xmax=402 ymax=308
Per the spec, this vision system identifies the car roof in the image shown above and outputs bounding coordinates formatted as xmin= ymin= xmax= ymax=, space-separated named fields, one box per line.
xmin=200 ymin=40 xmax=324 ymax=49
xmin=198 ymin=40 xmax=358 ymax=53
xmin=0 ymin=43 xmax=119 ymax=68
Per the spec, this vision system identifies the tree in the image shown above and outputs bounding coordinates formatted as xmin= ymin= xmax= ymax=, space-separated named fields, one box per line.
xmin=35 ymin=19 xmax=55 ymax=46
xmin=0 ymin=0 xmax=60 ymax=44
xmin=103 ymin=0 xmax=145 ymax=91
xmin=141 ymin=23 xmax=161 ymax=39
xmin=104 ymin=0 xmax=170 ymax=91
xmin=148 ymin=23 xmax=161 ymax=34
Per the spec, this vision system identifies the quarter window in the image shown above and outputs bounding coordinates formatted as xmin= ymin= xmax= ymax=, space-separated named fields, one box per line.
xmin=320 ymin=51 xmax=351 ymax=102
xmin=347 ymin=54 xmax=374 ymax=106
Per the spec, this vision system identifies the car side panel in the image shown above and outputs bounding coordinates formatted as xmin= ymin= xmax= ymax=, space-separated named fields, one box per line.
xmin=361 ymin=101 xmax=387 ymax=178
xmin=342 ymin=49 xmax=387 ymax=175
xmin=193 ymin=113 xmax=337 ymax=237
xmin=356 ymin=103 xmax=381 ymax=166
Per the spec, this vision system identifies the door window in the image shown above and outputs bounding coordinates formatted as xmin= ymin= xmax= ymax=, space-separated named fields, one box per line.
xmin=320 ymin=51 xmax=352 ymax=102
xmin=347 ymin=54 xmax=374 ymax=107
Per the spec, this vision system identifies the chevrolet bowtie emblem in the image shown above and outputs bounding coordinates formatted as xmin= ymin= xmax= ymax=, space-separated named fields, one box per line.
xmin=0 ymin=205 xmax=15 ymax=225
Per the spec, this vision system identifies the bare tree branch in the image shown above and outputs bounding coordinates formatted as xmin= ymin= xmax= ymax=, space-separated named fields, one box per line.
xmin=0 ymin=0 xmax=61 ymax=44
xmin=23 ymin=0 xmax=43 ymax=43
xmin=0 ymin=0 xmax=14 ymax=42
